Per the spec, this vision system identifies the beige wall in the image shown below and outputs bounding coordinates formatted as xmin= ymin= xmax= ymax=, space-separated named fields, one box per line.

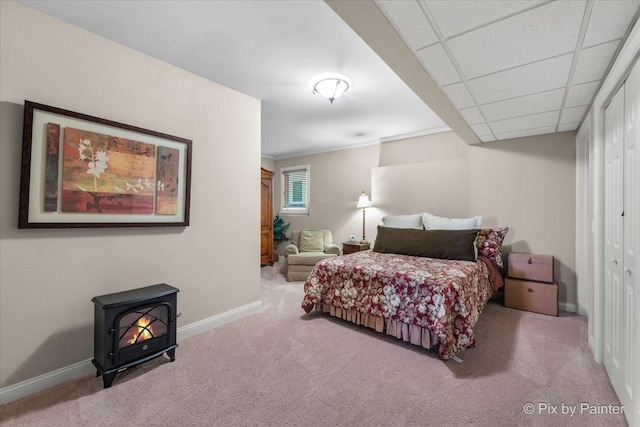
xmin=275 ymin=131 xmax=576 ymax=306
xmin=468 ymin=133 xmax=576 ymax=306
xmin=0 ymin=2 xmax=261 ymax=388
xmin=274 ymin=144 xmax=380 ymax=253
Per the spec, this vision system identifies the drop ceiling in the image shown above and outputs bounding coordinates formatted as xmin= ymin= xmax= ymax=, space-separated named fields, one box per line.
xmin=375 ymin=0 xmax=640 ymax=142
xmin=21 ymin=0 xmax=640 ymax=157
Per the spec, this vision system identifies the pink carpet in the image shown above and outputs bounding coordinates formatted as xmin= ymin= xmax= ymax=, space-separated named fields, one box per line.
xmin=0 ymin=262 xmax=626 ymax=426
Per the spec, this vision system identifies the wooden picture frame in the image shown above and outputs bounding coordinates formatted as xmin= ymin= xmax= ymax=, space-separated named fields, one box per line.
xmin=19 ymin=100 xmax=192 ymax=228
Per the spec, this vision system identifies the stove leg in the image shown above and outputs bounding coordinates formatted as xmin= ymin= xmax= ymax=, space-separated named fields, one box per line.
xmin=102 ymin=371 xmax=117 ymax=388
xmin=167 ymin=348 xmax=176 ymax=362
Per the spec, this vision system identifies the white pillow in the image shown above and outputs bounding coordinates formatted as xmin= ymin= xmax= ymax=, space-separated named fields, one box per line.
xmin=422 ymin=212 xmax=482 ymax=230
xmin=381 ymin=214 xmax=423 ymax=229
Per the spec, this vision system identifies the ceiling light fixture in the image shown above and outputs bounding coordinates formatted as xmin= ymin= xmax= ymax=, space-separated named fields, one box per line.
xmin=313 ymin=77 xmax=350 ymax=104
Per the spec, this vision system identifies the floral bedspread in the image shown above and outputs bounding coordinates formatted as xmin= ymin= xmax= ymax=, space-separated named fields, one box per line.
xmin=301 ymin=251 xmax=502 ymax=359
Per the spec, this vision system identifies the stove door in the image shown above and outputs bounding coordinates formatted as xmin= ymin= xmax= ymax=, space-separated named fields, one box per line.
xmin=114 ymin=303 xmax=171 ymax=363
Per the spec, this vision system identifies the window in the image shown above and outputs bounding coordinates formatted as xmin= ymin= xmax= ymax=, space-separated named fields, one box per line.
xmin=281 ymin=165 xmax=309 ymax=214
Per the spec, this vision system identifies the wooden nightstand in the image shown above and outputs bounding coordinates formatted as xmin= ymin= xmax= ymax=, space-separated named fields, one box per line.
xmin=342 ymin=242 xmax=370 ymax=255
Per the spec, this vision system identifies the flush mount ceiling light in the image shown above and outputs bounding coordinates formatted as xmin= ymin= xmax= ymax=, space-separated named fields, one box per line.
xmin=312 ymin=77 xmax=350 ymax=104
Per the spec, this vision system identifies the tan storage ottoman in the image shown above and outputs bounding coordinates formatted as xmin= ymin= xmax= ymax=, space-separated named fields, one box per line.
xmin=504 ymin=278 xmax=558 ymax=316
xmin=508 ymin=253 xmax=554 ymax=283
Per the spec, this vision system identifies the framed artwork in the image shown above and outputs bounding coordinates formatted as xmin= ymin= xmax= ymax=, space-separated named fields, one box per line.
xmin=18 ymin=100 xmax=192 ymax=228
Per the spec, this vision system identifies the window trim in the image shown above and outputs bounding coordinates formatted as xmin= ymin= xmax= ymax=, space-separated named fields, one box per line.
xmin=280 ymin=164 xmax=310 ymax=215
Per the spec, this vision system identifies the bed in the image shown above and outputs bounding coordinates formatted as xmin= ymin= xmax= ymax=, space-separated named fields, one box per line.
xmin=301 ymin=225 xmax=508 ymax=360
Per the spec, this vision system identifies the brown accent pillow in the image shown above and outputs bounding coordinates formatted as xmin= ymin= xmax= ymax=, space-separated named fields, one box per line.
xmin=372 ymin=226 xmax=479 ymax=261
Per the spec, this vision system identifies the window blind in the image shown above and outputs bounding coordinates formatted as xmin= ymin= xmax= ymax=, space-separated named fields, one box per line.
xmin=283 ymin=168 xmax=308 ymax=209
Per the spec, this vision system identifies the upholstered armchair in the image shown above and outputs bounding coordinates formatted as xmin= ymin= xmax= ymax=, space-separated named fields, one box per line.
xmin=284 ymin=230 xmax=341 ymax=281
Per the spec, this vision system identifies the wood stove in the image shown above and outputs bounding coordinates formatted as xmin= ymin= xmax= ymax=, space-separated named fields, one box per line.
xmin=92 ymin=283 xmax=179 ymax=388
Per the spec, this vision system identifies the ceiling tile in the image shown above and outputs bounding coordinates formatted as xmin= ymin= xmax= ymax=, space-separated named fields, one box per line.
xmin=496 ymin=125 xmax=557 ymax=140
xmin=481 ymin=88 xmax=565 ymax=122
xmin=376 ymin=0 xmax=438 ymax=50
xmin=583 ymin=0 xmax=640 ymax=48
xmin=471 ymin=122 xmax=492 ymax=136
xmin=468 ymin=54 xmax=573 ymax=104
xmin=480 ymin=135 xmax=496 ymax=142
xmin=447 ymin=1 xmax=585 ymax=79
xmin=565 ymin=80 xmax=601 ymax=107
xmin=416 ymin=43 xmax=461 ymax=86
xmin=558 ymin=122 xmax=580 ymax=132
xmin=459 ymin=106 xmax=484 ymax=125
xmin=423 ymin=0 xmax=546 ymax=39
xmin=561 ymin=105 xmax=588 ymax=124
xmin=442 ymin=82 xmax=476 ymax=109
xmin=491 ymin=110 xmax=559 ymax=134
xmin=573 ymin=40 xmax=620 ymax=85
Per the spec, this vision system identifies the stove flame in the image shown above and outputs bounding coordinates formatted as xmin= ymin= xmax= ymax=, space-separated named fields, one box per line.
xmin=128 ymin=316 xmax=153 ymax=344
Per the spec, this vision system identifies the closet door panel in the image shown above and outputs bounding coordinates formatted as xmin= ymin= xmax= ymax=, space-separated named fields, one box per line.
xmin=604 ymin=86 xmax=626 ymax=405
xmin=624 ymin=59 xmax=640 ymax=424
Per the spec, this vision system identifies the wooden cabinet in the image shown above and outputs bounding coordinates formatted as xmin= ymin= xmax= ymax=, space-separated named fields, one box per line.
xmin=342 ymin=242 xmax=370 ymax=255
xmin=260 ymin=168 xmax=274 ymax=266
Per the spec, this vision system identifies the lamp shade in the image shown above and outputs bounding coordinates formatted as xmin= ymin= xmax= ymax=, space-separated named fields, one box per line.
xmin=356 ymin=192 xmax=372 ymax=209
xmin=313 ymin=78 xmax=349 ymax=103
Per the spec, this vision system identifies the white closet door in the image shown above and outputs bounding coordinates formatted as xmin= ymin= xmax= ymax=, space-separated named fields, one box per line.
xmin=624 ymin=59 xmax=640 ymax=425
xmin=604 ymin=84 xmax=627 ymax=408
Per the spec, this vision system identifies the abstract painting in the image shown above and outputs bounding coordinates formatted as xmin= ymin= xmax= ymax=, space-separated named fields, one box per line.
xmin=19 ymin=101 xmax=192 ymax=228
xmin=61 ymin=127 xmax=155 ymax=214
xmin=156 ymin=146 xmax=179 ymax=215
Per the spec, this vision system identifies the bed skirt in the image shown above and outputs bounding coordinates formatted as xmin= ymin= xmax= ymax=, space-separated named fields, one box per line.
xmin=317 ymin=303 xmax=440 ymax=350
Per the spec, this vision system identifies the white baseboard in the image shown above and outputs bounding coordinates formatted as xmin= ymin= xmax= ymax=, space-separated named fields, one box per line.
xmin=177 ymin=300 xmax=263 ymax=340
xmin=0 ymin=300 xmax=263 ymax=405
xmin=0 ymin=359 xmax=95 ymax=405
xmin=559 ymin=301 xmax=577 ymax=313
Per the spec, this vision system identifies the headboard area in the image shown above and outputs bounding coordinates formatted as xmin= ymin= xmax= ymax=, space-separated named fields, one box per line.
xmin=370 ymin=159 xmax=470 ymax=227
